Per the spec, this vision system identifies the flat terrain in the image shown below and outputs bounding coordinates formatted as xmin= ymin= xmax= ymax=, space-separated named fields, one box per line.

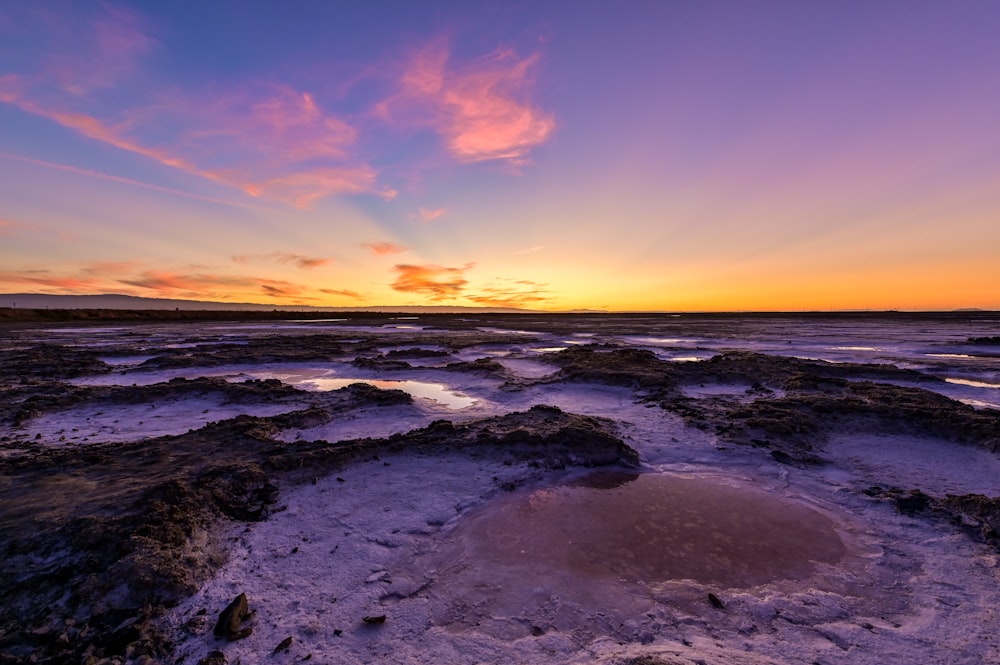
xmin=1 ymin=313 xmax=999 ymax=664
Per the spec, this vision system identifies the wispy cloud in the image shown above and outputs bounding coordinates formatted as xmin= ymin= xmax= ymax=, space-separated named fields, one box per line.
xmin=0 ymin=8 xmax=387 ymax=209
xmin=1 ymin=86 xmax=385 ymax=208
xmin=417 ymin=206 xmax=446 ymax=222
xmin=363 ymin=241 xmax=407 ymax=256
xmin=378 ymin=40 xmax=555 ymax=165
xmin=0 ymin=269 xmax=101 ymax=292
xmin=81 ymin=261 xmax=141 ymax=276
xmin=514 ymin=245 xmax=545 ymax=255
xmin=0 ymin=263 xmax=329 ymax=303
xmin=465 ymin=278 xmax=550 ymax=309
xmin=118 ymin=270 xmax=313 ymax=300
xmin=320 ymin=288 xmax=362 ymax=299
xmin=232 ymin=252 xmax=331 ymax=269
xmin=0 ymin=150 xmax=275 ymax=211
xmin=391 ymin=263 xmax=472 ymax=300
xmin=0 ymin=217 xmax=31 ymax=234
xmin=42 ymin=2 xmax=156 ymax=94
xmin=241 ymin=166 xmax=384 ymax=208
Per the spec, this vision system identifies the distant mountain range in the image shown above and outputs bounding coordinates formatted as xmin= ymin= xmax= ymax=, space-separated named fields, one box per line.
xmin=0 ymin=293 xmax=534 ymax=314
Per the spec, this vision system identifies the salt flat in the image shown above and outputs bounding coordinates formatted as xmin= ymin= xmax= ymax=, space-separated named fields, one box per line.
xmin=1 ymin=313 xmax=998 ymax=664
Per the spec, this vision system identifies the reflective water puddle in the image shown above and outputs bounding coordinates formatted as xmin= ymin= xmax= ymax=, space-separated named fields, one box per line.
xmin=299 ymin=377 xmax=476 ymax=409
xmin=245 ymin=367 xmax=477 ymax=409
xmin=454 ymin=471 xmax=846 ymax=588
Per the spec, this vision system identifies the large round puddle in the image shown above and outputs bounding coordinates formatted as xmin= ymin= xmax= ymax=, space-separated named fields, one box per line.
xmin=455 ymin=472 xmax=846 ymax=589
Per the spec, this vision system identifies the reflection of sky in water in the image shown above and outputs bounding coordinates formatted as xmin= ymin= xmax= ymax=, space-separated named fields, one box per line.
xmin=958 ymin=398 xmax=1000 ymax=410
xmin=946 ymin=378 xmax=1000 ymax=389
xmin=237 ymin=367 xmax=475 ymax=409
xmin=301 ymin=378 xmax=475 ymax=409
xmin=477 ymin=327 xmax=543 ymax=335
xmin=623 ymin=336 xmax=687 ymax=345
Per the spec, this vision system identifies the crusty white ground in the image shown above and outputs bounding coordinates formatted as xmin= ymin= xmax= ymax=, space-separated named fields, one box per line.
xmin=11 ymin=321 xmax=999 ymax=663
xmin=159 ymin=387 xmax=1000 ymax=665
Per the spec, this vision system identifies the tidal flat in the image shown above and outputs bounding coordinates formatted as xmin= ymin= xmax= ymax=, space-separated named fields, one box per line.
xmin=1 ymin=312 xmax=999 ymax=664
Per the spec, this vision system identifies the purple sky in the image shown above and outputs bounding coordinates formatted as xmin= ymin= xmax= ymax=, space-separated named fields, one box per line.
xmin=2 ymin=1 xmax=998 ymax=310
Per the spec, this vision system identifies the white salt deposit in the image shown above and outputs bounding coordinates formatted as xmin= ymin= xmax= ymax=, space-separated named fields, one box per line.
xmin=161 ymin=446 xmax=1000 ymax=665
xmin=12 ymin=398 xmax=304 ymax=448
xmin=9 ymin=317 xmax=1000 ymax=663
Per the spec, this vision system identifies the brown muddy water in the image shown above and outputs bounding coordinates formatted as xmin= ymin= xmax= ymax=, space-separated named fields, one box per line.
xmin=459 ymin=471 xmax=846 ymax=588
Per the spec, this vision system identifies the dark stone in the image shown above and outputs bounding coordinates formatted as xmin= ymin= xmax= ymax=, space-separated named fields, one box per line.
xmin=707 ymin=592 xmax=726 ymax=610
xmin=362 ymin=615 xmax=386 ymax=625
xmin=214 ymin=593 xmax=252 ymax=640
xmin=198 ymin=650 xmax=228 ymax=665
xmin=273 ymin=635 xmax=293 ymax=654
xmin=894 ymin=491 xmax=931 ymax=515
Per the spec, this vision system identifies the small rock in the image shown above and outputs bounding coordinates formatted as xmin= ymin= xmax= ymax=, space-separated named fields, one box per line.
xmin=197 ymin=650 xmax=227 ymax=665
xmin=272 ymin=635 xmax=293 ymax=654
xmin=708 ymin=592 xmax=726 ymax=610
xmin=362 ymin=615 xmax=386 ymax=625
xmin=214 ymin=592 xmax=253 ymax=641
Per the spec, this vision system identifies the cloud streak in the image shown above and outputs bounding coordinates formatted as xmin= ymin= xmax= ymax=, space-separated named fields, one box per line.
xmin=0 ymin=269 xmax=101 ymax=292
xmin=0 ymin=263 xmax=320 ymax=303
xmin=0 ymin=150 xmax=276 ymax=211
xmin=363 ymin=241 xmax=407 ymax=256
xmin=465 ymin=278 xmax=550 ymax=309
xmin=391 ymin=263 xmax=472 ymax=300
xmin=232 ymin=253 xmax=331 ymax=269
xmin=320 ymin=288 xmax=362 ymax=299
xmin=0 ymin=86 xmax=384 ymax=208
xmin=0 ymin=8 xmax=387 ymax=209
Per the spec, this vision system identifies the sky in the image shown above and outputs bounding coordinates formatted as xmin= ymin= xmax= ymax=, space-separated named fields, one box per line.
xmin=1 ymin=1 xmax=999 ymax=312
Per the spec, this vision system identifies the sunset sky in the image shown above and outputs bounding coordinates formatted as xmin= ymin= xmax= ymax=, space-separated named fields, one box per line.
xmin=1 ymin=1 xmax=998 ymax=311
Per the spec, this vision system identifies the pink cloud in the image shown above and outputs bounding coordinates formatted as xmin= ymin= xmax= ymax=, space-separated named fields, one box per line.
xmin=117 ymin=270 xmax=313 ymax=300
xmin=391 ymin=263 xmax=472 ymax=300
xmin=417 ymin=206 xmax=446 ymax=222
xmin=0 ymin=270 xmax=100 ymax=292
xmin=0 ymin=74 xmax=21 ymax=99
xmin=0 ymin=262 xmax=334 ymax=303
xmin=380 ymin=41 xmax=555 ymax=164
xmin=179 ymin=85 xmax=357 ymax=167
xmin=363 ymin=241 xmax=407 ymax=256
xmin=241 ymin=167 xmax=382 ymax=208
xmin=40 ymin=3 xmax=156 ymax=94
xmin=0 ymin=217 xmax=24 ymax=234
xmin=1 ymin=6 xmax=385 ymax=210
xmin=1 ymin=88 xmax=383 ymax=208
